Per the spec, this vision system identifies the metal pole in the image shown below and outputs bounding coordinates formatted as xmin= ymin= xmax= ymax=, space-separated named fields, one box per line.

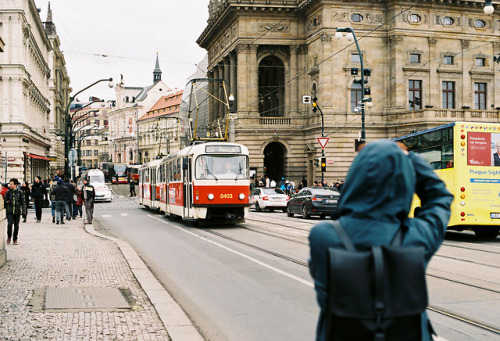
xmin=349 ymin=29 xmax=365 ymax=143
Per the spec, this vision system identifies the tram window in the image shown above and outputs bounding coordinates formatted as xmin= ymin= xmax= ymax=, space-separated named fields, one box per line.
xmin=195 ymin=155 xmax=248 ymax=180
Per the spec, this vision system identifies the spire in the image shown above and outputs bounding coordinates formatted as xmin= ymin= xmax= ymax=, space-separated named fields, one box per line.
xmin=153 ymin=53 xmax=162 ymax=84
xmin=47 ymin=2 xmax=53 ymax=22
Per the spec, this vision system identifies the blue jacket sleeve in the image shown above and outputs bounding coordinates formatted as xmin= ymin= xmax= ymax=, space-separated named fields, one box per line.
xmin=405 ymin=152 xmax=454 ymax=261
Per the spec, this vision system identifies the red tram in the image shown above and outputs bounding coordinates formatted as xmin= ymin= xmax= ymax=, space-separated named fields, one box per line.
xmin=139 ymin=142 xmax=250 ymax=223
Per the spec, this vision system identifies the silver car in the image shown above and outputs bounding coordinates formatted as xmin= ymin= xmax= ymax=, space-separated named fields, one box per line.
xmin=94 ymin=183 xmax=112 ymax=202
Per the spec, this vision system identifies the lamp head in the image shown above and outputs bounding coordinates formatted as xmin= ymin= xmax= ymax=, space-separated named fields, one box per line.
xmin=108 ymin=78 xmax=114 ymax=88
xmin=335 ymin=32 xmax=343 ymax=40
xmin=484 ymin=1 xmax=494 ymax=14
xmin=228 ymin=94 xmax=235 ymax=102
xmin=346 ymin=32 xmax=354 ymax=41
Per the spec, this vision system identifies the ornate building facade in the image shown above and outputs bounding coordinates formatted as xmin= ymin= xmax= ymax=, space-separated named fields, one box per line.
xmin=198 ymin=0 xmax=500 ymax=185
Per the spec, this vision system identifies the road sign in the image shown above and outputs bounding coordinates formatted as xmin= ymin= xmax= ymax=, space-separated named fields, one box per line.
xmin=302 ymin=95 xmax=312 ymax=104
xmin=327 ymin=160 xmax=335 ymax=165
xmin=317 ymin=137 xmax=330 ymax=150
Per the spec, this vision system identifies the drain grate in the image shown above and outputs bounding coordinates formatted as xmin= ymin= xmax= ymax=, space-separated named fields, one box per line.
xmin=29 ymin=287 xmax=133 ymax=312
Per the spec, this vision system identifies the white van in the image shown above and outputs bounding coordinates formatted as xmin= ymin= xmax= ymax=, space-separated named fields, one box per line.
xmin=87 ymin=169 xmax=112 ymax=202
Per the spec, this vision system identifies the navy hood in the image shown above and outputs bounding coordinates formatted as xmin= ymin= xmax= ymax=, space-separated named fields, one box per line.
xmin=338 ymin=140 xmax=415 ymax=229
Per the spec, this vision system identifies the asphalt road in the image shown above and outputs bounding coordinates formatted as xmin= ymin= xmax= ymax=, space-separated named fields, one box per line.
xmin=94 ymin=196 xmax=318 ymax=341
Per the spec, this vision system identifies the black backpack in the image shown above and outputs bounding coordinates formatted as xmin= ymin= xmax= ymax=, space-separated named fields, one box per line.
xmin=325 ymin=220 xmax=434 ymax=341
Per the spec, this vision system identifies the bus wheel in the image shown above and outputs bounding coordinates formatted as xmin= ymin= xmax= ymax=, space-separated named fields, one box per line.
xmin=473 ymin=227 xmax=500 ymax=239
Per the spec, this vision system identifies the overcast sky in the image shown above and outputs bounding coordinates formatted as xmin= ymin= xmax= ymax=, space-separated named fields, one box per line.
xmin=35 ymin=0 xmax=209 ymax=101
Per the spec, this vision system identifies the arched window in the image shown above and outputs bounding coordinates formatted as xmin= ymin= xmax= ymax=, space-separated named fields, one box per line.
xmin=351 ymin=82 xmax=362 ymax=113
xmin=258 ymin=56 xmax=285 ymax=117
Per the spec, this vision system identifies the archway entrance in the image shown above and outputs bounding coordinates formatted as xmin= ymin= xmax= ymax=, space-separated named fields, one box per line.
xmin=264 ymin=142 xmax=286 ymax=183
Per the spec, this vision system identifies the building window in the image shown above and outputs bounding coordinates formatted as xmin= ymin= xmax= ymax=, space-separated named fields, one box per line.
xmin=351 ymin=53 xmax=361 ymax=63
xmin=443 ymin=17 xmax=454 ymax=25
xmin=442 ymin=81 xmax=455 ymax=109
xmin=409 ymin=80 xmax=422 ymax=110
xmin=474 ymin=19 xmax=486 ymax=28
xmin=474 ymin=83 xmax=487 ymax=110
xmin=86 ymin=150 xmax=91 ymax=156
xmin=94 ymin=150 xmax=99 ymax=156
xmin=258 ymin=56 xmax=285 ymax=117
xmin=443 ymin=56 xmax=454 ymax=65
xmin=95 ymin=140 xmax=98 ymax=145
xmin=351 ymin=14 xmax=363 ymax=22
xmin=410 ymin=54 xmax=421 ymax=63
xmin=409 ymin=14 xmax=421 ymax=23
xmin=476 ymin=57 xmax=486 ymax=67
xmin=351 ymin=83 xmax=363 ymax=113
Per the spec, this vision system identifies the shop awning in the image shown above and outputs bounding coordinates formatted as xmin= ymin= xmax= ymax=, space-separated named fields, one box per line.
xmin=25 ymin=153 xmax=51 ymax=161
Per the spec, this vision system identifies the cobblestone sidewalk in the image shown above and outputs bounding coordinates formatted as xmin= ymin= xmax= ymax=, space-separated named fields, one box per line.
xmin=0 ymin=210 xmax=170 ymax=341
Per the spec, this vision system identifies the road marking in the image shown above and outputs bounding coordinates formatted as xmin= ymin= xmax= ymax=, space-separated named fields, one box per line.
xmin=147 ymin=215 xmax=314 ymax=288
xmin=120 ymin=213 xmax=128 ymax=217
xmin=101 ymin=215 xmax=112 ymax=218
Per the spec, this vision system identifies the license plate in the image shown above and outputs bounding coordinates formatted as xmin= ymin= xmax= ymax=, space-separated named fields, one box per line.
xmin=491 ymin=213 xmax=500 ymax=219
xmin=325 ymin=200 xmax=338 ymax=204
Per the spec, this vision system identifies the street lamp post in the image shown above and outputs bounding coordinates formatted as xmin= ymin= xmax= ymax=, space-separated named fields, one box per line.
xmin=64 ymin=78 xmax=113 ymax=178
xmin=312 ymin=97 xmax=325 ymax=184
xmin=335 ymin=28 xmax=372 ymax=148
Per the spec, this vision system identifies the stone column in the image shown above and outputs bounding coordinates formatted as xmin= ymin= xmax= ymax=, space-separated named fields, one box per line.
xmin=461 ymin=40 xmax=471 ymax=108
xmin=208 ymin=70 xmax=214 ymax=123
xmin=236 ymin=44 xmax=248 ymax=114
xmin=224 ymin=56 xmax=231 ymax=100
xmin=428 ymin=37 xmax=438 ymax=108
xmin=389 ymin=36 xmax=405 ymax=109
xmin=213 ymin=66 xmax=219 ymax=122
xmin=290 ymin=46 xmax=299 ymax=115
xmin=494 ymin=42 xmax=500 ymax=108
xmin=248 ymin=44 xmax=259 ymax=114
xmin=217 ymin=63 xmax=224 ymax=119
xmin=230 ymin=52 xmax=237 ymax=101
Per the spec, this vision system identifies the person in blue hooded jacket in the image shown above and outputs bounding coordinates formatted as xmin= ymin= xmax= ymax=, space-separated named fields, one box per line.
xmin=309 ymin=140 xmax=454 ymax=341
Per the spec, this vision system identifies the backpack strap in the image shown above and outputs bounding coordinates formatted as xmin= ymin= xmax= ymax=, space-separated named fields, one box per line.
xmin=330 ymin=220 xmax=356 ymax=251
xmin=372 ymin=246 xmax=386 ymax=341
xmin=390 ymin=223 xmax=408 ymax=247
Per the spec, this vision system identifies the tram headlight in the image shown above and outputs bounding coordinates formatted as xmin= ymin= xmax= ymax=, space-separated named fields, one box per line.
xmin=239 ymin=193 xmax=245 ymax=200
xmin=208 ymin=193 xmax=215 ymax=200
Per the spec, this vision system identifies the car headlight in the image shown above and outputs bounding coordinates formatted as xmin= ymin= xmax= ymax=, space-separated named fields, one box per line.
xmin=208 ymin=193 xmax=214 ymax=200
xmin=239 ymin=193 xmax=245 ymax=200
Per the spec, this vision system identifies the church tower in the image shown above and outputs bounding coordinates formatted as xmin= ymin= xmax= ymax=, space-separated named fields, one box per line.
xmin=153 ymin=53 xmax=162 ymax=84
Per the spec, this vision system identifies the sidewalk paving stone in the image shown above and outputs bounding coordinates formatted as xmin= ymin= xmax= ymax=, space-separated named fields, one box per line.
xmin=0 ymin=209 xmax=170 ymax=341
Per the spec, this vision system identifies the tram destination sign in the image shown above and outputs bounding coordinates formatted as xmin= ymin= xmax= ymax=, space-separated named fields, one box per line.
xmin=205 ymin=145 xmax=241 ymax=153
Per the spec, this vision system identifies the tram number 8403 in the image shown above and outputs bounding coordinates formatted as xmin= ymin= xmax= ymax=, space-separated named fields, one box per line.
xmin=220 ymin=194 xmax=233 ymax=199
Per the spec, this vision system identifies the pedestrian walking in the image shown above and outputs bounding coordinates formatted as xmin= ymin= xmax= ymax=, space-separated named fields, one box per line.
xmin=51 ymin=179 xmax=69 ymax=224
xmin=31 ymin=176 xmax=46 ymax=223
xmin=75 ymin=185 xmax=84 ymax=218
xmin=308 ymin=140 xmax=454 ymax=341
xmin=20 ymin=181 xmax=31 ymax=222
xmin=49 ymin=177 xmax=58 ymax=223
xmin=129 ymin=178 xmax=136 ymax=197
xmin=64 ymin=179 xmax=76 ymax=221
xmin=5 ymin=178 xmax=26 ymax=245
xmin=82 ymin=178 xmax=95 ymax=224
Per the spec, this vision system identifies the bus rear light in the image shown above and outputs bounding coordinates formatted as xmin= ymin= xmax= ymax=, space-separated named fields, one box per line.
xmin=311 ymin=197 xmax=321 ymax=201
xmin=239 ymin=193 xmax=245 ymax=200
xmin=460 ymin=212 xmax=466 ymax=217
xmin=262 ymin=196 xmax=269 ymax=200
xmin=208 ymin=193 xmax=214 ymax=200
xmin=460 ymin=187 xmax=466 ymax=192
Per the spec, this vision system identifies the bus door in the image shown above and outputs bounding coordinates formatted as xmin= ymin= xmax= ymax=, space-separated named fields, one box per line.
xmin=183 ymin=157 xmax=192 ymax=218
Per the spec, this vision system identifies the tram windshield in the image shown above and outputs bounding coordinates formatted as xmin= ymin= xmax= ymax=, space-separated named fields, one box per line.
xmin=195 ymin=155 xmax=248 ymax=180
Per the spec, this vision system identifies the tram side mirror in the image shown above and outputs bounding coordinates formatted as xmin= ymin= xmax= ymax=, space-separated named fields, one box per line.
xmin=182 ymin=158 xmax=189 ymax=171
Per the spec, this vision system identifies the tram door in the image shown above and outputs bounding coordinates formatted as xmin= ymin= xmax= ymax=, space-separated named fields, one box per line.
xmin=151 ymin=168 xmax=157 ymax=206
xmin=183 ymin=157 xmax=192 ymax=218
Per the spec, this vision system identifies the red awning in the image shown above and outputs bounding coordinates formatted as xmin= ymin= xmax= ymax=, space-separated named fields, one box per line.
xmin=25 ymin=153 xmax=51 ymax=161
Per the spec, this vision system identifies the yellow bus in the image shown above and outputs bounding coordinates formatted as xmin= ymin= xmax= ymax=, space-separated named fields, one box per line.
xmin=396 ymin=122 xmax=500 ymax=239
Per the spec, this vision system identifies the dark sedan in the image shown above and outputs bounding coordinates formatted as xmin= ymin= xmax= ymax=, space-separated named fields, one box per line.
xmin=287 ymin=187 xmax=340 ymax=219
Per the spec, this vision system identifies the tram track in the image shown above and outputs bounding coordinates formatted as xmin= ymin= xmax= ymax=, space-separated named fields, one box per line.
xmin=203 ymin=227 xmax=500 ymax=336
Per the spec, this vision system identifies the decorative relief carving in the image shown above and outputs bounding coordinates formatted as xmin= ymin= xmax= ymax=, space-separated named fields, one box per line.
xmin=365 ymin=13 xmax=383 ymax=24
xmin=461 ymin=40 xmax=470 ymax=48
xmin=321 ymin=34 xmax=332 ymax=43
xmin=435 ymin=15 xmax=462 ymax=27
xmin=428 ymin=37 xmax=437 ymax=46
xmin=258 ymin=23 xmax=289 ymax=32
xmin=307 ymin=14 xmax=321 ymax=31
xmin=331 ymin=12 xmax=349 ymax=22
xmin=388 ymin=35 xmax=403 ymax=46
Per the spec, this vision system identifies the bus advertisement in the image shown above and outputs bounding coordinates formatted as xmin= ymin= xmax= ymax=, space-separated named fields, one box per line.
xmin=396 ymin=122 xmax=500 ymax=238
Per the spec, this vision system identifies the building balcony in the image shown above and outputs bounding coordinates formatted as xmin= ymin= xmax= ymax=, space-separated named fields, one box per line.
xmin=386 ymin=108 xmax=500 ymax=125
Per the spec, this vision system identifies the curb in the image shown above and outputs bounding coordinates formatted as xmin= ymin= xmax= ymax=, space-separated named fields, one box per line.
xmin=85 ymin=221 xmax=204 ymax=341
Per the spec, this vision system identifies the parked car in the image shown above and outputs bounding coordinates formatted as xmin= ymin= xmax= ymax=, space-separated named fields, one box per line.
xmin=94 ymin=183 xmax=112 ymax=202
xmin=250 ymin=187 xmax=289 ymax=212
xmin=287 ymin=187 xmax=340 ymax=219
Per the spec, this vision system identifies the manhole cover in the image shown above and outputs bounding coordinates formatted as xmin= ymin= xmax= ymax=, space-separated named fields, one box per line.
xmin=44 ymin=287 xmax=131 ymax=310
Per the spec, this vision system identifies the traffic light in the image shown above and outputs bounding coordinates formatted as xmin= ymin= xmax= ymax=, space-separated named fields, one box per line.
xmin=314 ymin=158 xmax=320 ymax=167
xmin=321 ymin=157 xmax=327 ymax=172
xmin=312 ymin=97 xmax=318 ymax=112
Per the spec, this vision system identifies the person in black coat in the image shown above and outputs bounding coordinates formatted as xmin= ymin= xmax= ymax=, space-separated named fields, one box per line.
xmin=63 ymin=179 xmax=76 ymax=220
xmin=5 ymin=178 xmax=26 ymax=244
xmin=31 ymin=176 xmax=46 ymax=222
xmin=51 ymin=179 xmax=69 ymax=224
xmin=20 ymin=181 xmax=31 ymax=222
